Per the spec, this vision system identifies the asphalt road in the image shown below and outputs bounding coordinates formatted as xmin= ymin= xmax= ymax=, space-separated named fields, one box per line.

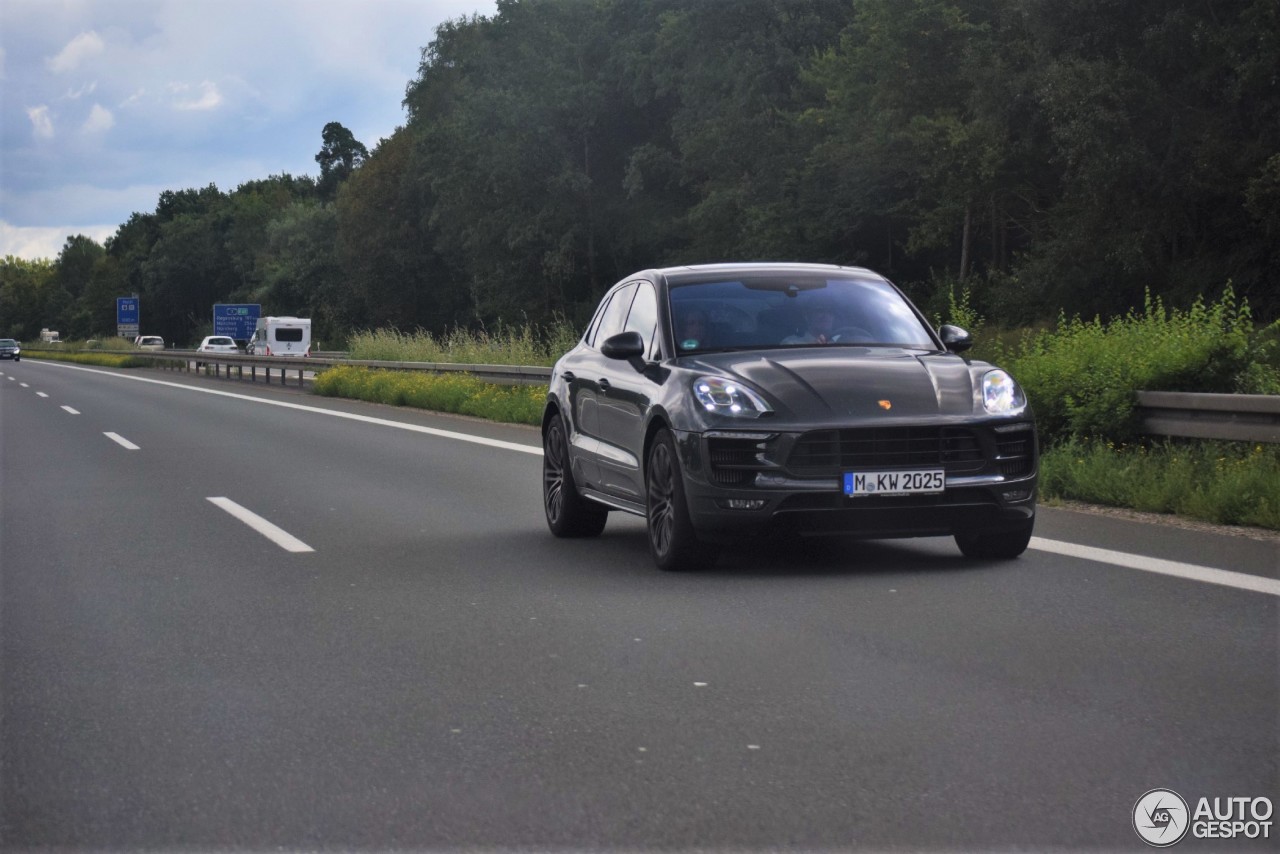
xmin=1 ymin=360 xmax=1276 ymax=852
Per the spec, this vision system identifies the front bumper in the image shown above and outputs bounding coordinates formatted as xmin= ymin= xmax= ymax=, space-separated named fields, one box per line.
xmin=674 ymin=424 xmax=1037 ymax=541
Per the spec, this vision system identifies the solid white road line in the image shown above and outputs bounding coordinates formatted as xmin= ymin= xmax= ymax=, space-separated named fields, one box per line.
xmin=33 ymin=360 xmax=541 ymax=456
xmin=60 ymin=405 xmax=80 ymax=415
xmin=207 ymin=497 xmax=314 ymax=553
xmin=1030 ymin=537 xmax=1280 ymax=597
xmin=104 ymin=432 xmax=140 ymax=450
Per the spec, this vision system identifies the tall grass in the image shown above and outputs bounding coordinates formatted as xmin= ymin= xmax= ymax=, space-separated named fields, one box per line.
xmin=313 ymin=366 xmax=545 ymax=425
xmin=346 ymin=318 xmax=580 ymax=367
xmin=1041 ymin=439 xmax=1280 ymax=529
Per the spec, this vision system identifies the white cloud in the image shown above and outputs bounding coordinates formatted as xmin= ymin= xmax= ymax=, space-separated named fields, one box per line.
xmin=81 ymin=103 xmax=114 ymax=133
xmin=47 ymin=30 xmax=105 ymax=73
xmin=2 ymin=0 xmax=499 ymax=259
xmin=0 ymin=219 xmax=117 ymax=262
xmin=170 ymin=80 xmax=222 ymax=111
xmin=27 ymin=105 xmax=54 ymax=139
xmin=65 ymin=81 xmax=98 ymax=100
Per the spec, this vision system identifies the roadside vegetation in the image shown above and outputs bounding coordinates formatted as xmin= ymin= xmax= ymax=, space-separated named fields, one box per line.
xmin=346 ymin=320 xmax=579 ymax=367
xmin=312 ymin=365 xmax=544 ymax=425
xmin=939 ymin=286 xmax=1280 ymax=530
xmin=21 ymin=338 xmax=149 ymax=368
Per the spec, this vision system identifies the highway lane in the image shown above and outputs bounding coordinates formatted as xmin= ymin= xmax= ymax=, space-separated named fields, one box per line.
xmin=1 ymin=360 xmax=1276 ymax=851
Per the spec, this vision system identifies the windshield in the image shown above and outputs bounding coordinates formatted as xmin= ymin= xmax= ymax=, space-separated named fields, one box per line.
xmin=668 ymin=273 xmax=937 ymax=353
xmin=0 ymin=340 xmax=16 ymax=346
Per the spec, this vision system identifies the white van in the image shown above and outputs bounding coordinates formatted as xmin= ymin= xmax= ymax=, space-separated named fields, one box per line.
xmin=247 ymin=316 xmax=311 ymax=357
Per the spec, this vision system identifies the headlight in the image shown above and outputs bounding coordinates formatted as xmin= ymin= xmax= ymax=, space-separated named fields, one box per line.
xmin=982 ymin=370 xmax=1027 ymax=415
xmin=693 ymin=376 xmax=772 ymax=418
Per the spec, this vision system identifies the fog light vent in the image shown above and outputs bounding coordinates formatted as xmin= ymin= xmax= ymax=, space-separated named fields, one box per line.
xmin=1001 ymin=489 xmax=1032 ymax=502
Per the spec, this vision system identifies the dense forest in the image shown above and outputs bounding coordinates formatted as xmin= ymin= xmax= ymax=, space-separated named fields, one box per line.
xmin=3 ymin=0 xmax=1278 ymax=347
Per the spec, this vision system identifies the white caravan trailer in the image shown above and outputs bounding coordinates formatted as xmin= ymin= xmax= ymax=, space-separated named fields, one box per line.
xmin=247 ymin=316 xmax=311 ymax=357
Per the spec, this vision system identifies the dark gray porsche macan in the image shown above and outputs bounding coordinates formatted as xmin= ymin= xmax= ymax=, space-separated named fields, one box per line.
xmin=541 ymin=263 xmax=1038 ymax=571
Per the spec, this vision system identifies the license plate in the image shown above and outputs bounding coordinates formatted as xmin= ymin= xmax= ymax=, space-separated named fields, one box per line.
xmin=844 ymin=469 xmax=945 ymax=497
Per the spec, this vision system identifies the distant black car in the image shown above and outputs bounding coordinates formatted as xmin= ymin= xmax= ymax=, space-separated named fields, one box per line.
xmin=0 ymin=339 xmax=20 ymax=361
xmin=541 ymin=263 xmax=1038 ymax=571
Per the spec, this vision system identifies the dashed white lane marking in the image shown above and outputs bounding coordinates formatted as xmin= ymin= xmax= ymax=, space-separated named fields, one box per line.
xmin=19 ymin=382 xmax=29 ymax=388
xmin=207 ymin=497 xmax=314 ymax=553
xmin=36 ymin=392 xmax=48 ymax=398
xmin=33 ymin=360 xmax=540 ymax=456
xmin=60 ymin=405 xmax=80 ymax=415
xmin=104 ymin=432 xmax=140 ymax=450
xmin=1030 ymin=537 xmax=1280 ymax=597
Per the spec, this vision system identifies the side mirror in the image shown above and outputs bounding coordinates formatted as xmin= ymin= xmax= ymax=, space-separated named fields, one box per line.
xmin=939 ymin=324 xmax=973 ymax=353
xmin=601 ymin=330 xmax=645 ymax=361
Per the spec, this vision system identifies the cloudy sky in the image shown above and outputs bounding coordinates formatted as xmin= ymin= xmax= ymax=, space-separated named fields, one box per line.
xmin=0 ymin=0 xmax=495 ymax=261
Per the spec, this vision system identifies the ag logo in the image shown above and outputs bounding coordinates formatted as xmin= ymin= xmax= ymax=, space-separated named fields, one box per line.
xmin=1134 ymin=789 xmax=1190 ymax=847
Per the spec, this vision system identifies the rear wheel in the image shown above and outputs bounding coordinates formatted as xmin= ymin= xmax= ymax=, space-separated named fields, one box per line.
xmin=955 ymin=523 xmax=1033 ymax=559
xmin=542 ymin=413 xmax=607 ymax=538
xmin=646 ymin=430 xmax=718 ymax=571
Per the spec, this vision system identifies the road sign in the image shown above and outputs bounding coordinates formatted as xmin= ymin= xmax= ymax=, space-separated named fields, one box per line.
xmin=117 ymin=297 xmax=140 ymax=338
xmin=213 ymin=304 xmax=261 ymax=340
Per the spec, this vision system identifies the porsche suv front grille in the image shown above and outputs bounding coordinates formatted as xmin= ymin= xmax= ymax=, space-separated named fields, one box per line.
xmin=786 ymin=426 xmax=986 ymax=475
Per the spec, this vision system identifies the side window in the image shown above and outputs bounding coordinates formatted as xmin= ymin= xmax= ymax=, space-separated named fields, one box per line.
xmin=590 ymin=283 xmax=637 ymax=349
xmin=623 ymin=282 xmax=658 ymax=357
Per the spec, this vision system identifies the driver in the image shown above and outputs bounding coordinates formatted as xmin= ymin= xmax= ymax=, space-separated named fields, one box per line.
xmin=782 ymin=301 xmax=837 ymax=344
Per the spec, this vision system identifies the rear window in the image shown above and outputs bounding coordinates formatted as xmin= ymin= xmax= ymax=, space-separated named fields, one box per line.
xmin=211 ymin=338 xmax=234 ymax=346
xmin=275 ymin=328 xmax=304 ymax=343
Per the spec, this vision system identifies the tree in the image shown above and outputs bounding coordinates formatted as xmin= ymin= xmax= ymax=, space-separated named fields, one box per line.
xmin=315 ymin=122 xmax=369 ymax=201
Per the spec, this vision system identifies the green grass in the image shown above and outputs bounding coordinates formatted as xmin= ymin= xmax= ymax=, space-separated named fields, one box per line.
xmin=1040 ymin=439 xmax=1280 ymax=529
xmin=313 ymin=365 xmax=545 ymax=425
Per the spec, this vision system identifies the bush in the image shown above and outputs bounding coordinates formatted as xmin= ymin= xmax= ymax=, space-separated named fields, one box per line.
xmin=998 ymin=286 xmax=1278 ymax=445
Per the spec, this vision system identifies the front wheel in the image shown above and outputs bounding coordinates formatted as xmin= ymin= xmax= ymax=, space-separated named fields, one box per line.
xmin=542 ymin=413 xmax=607 ymax=538
xmin=955 ymin=523 xmax=1033 ymax=560
xmin=646 ymin=430 xmax=718 ymax=571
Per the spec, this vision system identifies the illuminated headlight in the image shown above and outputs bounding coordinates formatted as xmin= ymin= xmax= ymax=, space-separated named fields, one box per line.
xmin=982 ymin=370 xmax=1027 ymax=415
xmin=693 ymin=376 xmax=772 ymax=418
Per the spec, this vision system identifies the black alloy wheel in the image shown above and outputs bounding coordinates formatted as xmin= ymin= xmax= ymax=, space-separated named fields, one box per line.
xmin=542 ymin=413 xmax=607 ymax=537
xmin=646 ymin=429 xmax=718 ymax=571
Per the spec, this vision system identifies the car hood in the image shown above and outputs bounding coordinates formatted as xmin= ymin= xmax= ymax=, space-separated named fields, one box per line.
xmin=680 ymin=347 xmax=982 ymax=423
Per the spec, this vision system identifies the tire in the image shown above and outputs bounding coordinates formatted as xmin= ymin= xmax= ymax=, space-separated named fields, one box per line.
xmin=955 ymin=523 xmax=1033 ymax=560
xmin=646 ymin=430 xmax=718 ymax=571
xmin=542 ymin=413 xmax=607 ymax=538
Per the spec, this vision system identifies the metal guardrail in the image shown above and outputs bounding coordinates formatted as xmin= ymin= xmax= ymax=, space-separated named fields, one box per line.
xmin=1136 ymin=391 xmax=1280 ymax=444
xmin=122 ymin=350 xmax=554 ymax=388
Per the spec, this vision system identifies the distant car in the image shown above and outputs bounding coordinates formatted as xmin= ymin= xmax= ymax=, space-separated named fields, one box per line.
xmin=135 ymin=336 xmax=165 ymax=351
xmin=197 ymin=336 xmax=240 ymax=355
xmin=0 ymin=339 xmax=20 ymax=361
xmin=541 ymin=262 xmax=1038 ymax=571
